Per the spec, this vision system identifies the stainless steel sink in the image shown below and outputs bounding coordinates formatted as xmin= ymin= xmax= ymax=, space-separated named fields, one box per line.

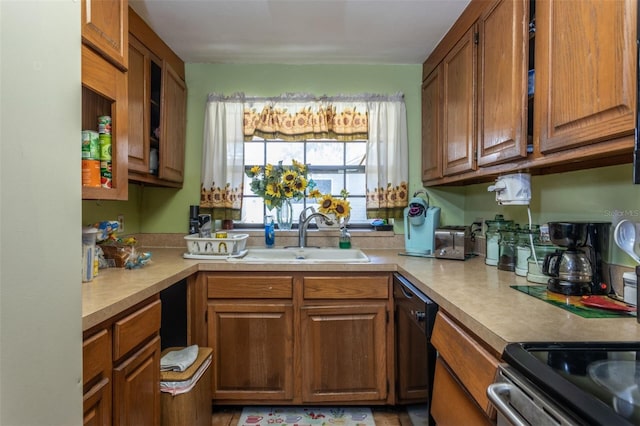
xmin=227 ymin=247 xmax=370 ymax=263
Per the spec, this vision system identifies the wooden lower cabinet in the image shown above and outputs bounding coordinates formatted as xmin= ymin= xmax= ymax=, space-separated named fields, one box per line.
xmin=83 ymin=329 xmax=112 ymax=426
xmin=208 ymin=301 xmax=294 ymax=402
xmin=83 ymin=297 xmax=161 ymax=426
xmin=300 ymin=303 xmax=388 ymax=403
xmin=203 ymin=272 xmax=393 ymax=405
xmin=430 ymin=311 xmax=499 ymax=425
xmin=431 ymin=358 xmax=492 ymax=426
xmin=113 ymin=335 xmax=161 ymax=426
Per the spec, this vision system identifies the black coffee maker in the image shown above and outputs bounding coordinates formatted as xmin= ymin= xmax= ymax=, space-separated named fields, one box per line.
xmin=543 ymin=222 xmax=611 ymax=296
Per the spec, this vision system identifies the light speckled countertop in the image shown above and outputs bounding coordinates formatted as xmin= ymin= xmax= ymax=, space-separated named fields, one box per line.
xmin=82 ymin=248 xmax=640 ymax=354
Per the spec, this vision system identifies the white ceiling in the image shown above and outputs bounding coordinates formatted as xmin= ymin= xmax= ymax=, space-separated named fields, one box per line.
xmin=128 ymin=0 xmax=471 ymax=65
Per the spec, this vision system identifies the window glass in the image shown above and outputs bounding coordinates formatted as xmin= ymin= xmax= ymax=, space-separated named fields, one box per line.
xmin=242 ymin=138 xmax=366 ymax=225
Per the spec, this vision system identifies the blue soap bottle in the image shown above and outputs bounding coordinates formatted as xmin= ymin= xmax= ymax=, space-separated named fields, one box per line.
xmin=265 ymin=215 xmax=275 ymax=247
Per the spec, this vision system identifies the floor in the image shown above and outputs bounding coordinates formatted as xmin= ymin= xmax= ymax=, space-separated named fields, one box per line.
xmin=211 ymin=406 xmax=415 ymax=426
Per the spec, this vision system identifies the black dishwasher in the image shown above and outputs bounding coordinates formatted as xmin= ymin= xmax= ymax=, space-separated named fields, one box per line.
xmin=393 ymin=273 xmax=438 ymax=424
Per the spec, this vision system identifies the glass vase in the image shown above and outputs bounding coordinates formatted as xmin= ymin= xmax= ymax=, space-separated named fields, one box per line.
xmin=276 ymin=199 xmax=293 ymax=230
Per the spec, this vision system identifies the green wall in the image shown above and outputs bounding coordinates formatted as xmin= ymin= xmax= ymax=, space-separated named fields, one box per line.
xmin=82 ymin=63 xmax=640 ymax=267
xmin=83 ymin=63 xmax=440 ymax=231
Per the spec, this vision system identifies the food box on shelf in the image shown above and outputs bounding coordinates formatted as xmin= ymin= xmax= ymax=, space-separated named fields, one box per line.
xmin=184 ymin=233 xmax=249 ymax=256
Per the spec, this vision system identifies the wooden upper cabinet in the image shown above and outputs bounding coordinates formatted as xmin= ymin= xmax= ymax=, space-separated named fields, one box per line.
xmin=535 ymin=0 xmax=637 ymax=154
xmin=442 ymin=26 xmax=477 ymax=177
xmin=128 ymin=7 xmax=187 ymax=187
xmin=476 ymin=0 xmax=528 ymax=166
xmin=422 ymin=67 xmax=443 ymax=182
xmin=81 ymin=0 xmax=128 ymax=70
xmin=159 ymin=61 xmax=187 ymax=183
xmin=127 ymin=37 xmax=151 ymax=174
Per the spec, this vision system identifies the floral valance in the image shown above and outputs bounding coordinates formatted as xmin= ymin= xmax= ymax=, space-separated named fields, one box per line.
xmin=243 ymin=94 xmax=368 ymax=141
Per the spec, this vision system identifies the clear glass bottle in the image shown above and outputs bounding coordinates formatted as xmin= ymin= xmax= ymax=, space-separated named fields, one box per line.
xmin=339 ymin=228 xmax=351 ymax=249
xmin=485 ymin=215 xmax=513 ymax=266
xmin=515 ymin=225 xmax=540 ymax=276
xmin=498 ymin=228 xmax=518 ymax=271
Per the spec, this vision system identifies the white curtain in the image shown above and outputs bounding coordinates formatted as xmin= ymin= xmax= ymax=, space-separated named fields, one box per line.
xmin=200 ymin=93 xmax=245 ymax=220
xmin=200 ymin=92 xmax=409 ymax=221
xmin=365 ymin=94 xmax=409 ymax=219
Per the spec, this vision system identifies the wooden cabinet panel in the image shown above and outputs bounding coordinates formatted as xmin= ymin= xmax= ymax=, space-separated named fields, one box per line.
xmin=127 ymin=37 xmax=151 ymax=173
xmin=113 ymin=299 xmax=161 ymax=361
xmin=113 ymin=335 xmax=161 ymax=426
xmin=535 ymin=0 xmax=636 ymax=154
xmin=207 ymin=274 xmax=294 ymax=299
xmin=81 ymin=0 xmax=128 ymax=70
xmin=422 ymin=67 xmax=443 ymax=181
xmin=476 ymin=0 xmax=528 ymax=166
xmin=431 ymin=358 xmax=492 ymax=426
xmin=431 ymin=312 xmax=499 ymax=415
xmin=83 ymin=328 xmax=112 ymax=426
xmin=300 ymin=303 xmax=387 ymax=403
xmin=159 ymin=61 xmax=187 ymax=183
xmin=302 ymin=275 xmax=389 ymax=299
xmin=442 ymin=26 xmax=477 ymax=176
xmin=208 ymin=302 xmax=294 ymax=401
xmin=83 ymin=378 xmax=112 ymax=426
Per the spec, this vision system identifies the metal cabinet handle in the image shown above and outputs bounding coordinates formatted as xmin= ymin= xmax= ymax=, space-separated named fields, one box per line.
xmin=487 ymin=383 xmax=528 ymax=426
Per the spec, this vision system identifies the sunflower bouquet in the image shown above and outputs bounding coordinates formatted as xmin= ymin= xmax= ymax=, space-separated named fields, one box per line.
xmin=245 ymin=159 xmax=311 ymax=210
xmin=308 ymin=188 xmax=351 ymax=220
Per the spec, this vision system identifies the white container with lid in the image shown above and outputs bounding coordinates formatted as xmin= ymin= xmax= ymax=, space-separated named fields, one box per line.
xmin=82 ymin=227 xmax=99 ymax=282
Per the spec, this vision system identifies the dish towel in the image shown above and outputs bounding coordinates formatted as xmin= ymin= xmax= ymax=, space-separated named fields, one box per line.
xmin=160 ymin=344 xmax=199 ymax=372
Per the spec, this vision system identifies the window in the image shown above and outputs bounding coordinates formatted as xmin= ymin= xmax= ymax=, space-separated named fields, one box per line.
xmin=242 ymin=138 xmax=367 ymax=225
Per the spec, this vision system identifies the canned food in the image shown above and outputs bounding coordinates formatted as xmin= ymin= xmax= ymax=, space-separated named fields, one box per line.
xmin=98 ymin=115 xmax=111 ymax=134
xmin=82 ymin=160 xmax=101 ymax=187
xmin=99 ymin=133 xmax=111 ymax=161
xmin=82 ymin=130 xmax=100 ymax=160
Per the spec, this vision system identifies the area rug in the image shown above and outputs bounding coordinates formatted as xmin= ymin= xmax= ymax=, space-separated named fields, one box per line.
xmin=238 ymin=406 xmax=375 ymax=426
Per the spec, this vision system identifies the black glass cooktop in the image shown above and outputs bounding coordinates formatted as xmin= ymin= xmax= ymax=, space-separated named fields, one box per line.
xmin=503 ymin=342 xmax=640 ymax=426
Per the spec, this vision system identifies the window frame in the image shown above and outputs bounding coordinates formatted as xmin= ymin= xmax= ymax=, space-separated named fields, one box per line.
xmin=241 ymin=138 xmax=368 ymax=228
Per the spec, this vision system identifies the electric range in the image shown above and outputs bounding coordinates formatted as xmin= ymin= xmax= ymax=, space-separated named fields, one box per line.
xmin=493 ymin=342 xmax=640 ymax=425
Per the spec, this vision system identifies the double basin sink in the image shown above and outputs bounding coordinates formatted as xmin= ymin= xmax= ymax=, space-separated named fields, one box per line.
xmin=228 ymin=247 xmax=370 ymax=263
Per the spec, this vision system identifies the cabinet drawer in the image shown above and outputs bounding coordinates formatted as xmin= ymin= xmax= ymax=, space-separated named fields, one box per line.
xmin=207 ymin=274 xmax=293 ymax=299
xmin=83 ymin=328 xmax=111 ymax=387
xmin=431 ymin=312 xmax=499 ymax=415
xmin=113 ymin=299 xmax=161 ymax=361
xmin=431 ymin=357 xmax=492 ymax=426
xmin=303 ymin=275 xmax=389 ymax=299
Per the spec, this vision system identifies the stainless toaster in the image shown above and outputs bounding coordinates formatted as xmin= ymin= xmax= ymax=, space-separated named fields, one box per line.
xmin=435 ymin=226 xmax=473 ymax=260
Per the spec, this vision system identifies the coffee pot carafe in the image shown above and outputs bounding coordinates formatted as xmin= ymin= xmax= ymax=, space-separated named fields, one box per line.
xmin=543 ymin=222 xmax=610 ymax=295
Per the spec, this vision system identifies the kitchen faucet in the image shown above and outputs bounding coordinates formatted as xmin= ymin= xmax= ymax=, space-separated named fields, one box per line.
xmin=297 ymin=210 xmax=333 ymax=248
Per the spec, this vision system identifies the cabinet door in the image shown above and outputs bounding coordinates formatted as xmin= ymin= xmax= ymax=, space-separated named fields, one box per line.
xmin=422 ymin=67 xmax=443 ymax=182
xmin=300 ymin=303 xmax=387 ymax=403
xmin=81 ymin=0 xmax=128 ymax=70
xmin=113 ymin=335 xmax=161 ymax=426
xmin=442 ymin=26 xmax=477 ymax=176
xmin=83 ymin=378 xmax=111 ymax=426
xmin=477 ymin=0 xmax=528 ymax=166
xmin=127 ymin=37 xmax=151 ymax=174
xmin=208 ymin=302 xmax=294 ymax=401
xmin=535 ymin=0 xmax=636 ymax=154
xmin=159 ymin=60 xmax=187 ymax=183
xmin=431 ymin=358 xmax=492 ymax=426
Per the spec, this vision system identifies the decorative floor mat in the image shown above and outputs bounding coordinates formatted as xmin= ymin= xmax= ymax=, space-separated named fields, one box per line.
xmin=511 ymin=285 xmax=636 ymax=318
xmin=406 ymin=404 xmax=429 ymax=426
xmin=238 ymin=406 xmax=375 ymax=426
